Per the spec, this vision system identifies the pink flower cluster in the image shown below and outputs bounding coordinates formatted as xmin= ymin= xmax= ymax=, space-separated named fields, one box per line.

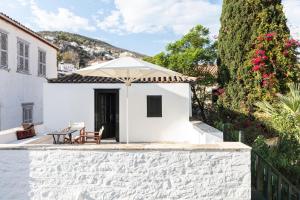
xmin=285 ymin=39 xmax=300 ymax=48
xmin=251 ymin=49 xmax=268 ymax=72
xmin=261 ymin=73 xmax=274 ymax=88
xmin=265 ymin=33 xmax=276 ymax=41
xmin=283 ymin=39 xmax=300 ymax=57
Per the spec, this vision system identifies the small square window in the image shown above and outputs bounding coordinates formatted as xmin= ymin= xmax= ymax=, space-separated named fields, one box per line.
xmin=22 ymin=103 xmax=33 ymax=123
xmin=147 ymin=95 xmax=162 ymax=117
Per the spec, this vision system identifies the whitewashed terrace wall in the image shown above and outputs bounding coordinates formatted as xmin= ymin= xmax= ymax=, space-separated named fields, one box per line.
xmin=0 ymin=143 xmax=251 ymax=200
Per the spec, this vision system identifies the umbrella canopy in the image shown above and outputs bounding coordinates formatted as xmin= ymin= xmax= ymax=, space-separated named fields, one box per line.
xmin=76 ymin=56 xmax=183 ymax=84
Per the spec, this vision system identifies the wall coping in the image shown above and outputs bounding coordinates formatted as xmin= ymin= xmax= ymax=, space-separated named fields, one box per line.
xmin=0 ymin=142 xmax=251 ymax=151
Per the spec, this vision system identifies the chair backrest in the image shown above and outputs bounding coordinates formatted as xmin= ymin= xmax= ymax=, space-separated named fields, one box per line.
xmin=70 ymin=122 xmax=85 ymax=130
xmin=99 ymin=126 xmax=104 ymax=136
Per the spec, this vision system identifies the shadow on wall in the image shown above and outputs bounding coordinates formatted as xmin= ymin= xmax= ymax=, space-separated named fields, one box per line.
xmin=0 ymin=150 xmax=30 ymax=199
xmin=0 ymin=145 xmax=251 ymax=200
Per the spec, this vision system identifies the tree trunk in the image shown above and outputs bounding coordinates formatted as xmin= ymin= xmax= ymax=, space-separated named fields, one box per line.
xmin=191 ymin=84 xmax=207 ymax=122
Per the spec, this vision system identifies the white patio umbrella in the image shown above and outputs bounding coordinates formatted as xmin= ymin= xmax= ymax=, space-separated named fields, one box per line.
xmin=76 ymin=56 xmax=185 ymax=144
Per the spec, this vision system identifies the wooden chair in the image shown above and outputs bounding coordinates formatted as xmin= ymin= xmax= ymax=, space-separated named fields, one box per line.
xmin=77 ymin=126 xmax=104 ymax=144
xmin=65 ymin=122 xmax=85 ymax=144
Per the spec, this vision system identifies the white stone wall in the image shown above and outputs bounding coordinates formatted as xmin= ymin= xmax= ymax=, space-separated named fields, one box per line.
xmin=0 ymin=18 xmax=57 ymax=130
xmin=0 ymin=144 xmax=251 ymax=200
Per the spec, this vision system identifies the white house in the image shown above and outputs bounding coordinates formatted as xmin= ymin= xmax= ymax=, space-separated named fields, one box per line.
xmin=57 ymin=62 xmax=76 ymax=75
xmin=0 ymin=13 xmax=58 ymax=130
xmin=44 ymin=73 xmax=223 ymax=144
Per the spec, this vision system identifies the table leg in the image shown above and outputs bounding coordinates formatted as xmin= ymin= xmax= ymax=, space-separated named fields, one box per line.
xmin=57 ymin=135 xmax=61 ymax=144
xmin=69 ymin=133 xmax=72 ymax=144
xmin=52 ymin=135 xmax=57 ymax=144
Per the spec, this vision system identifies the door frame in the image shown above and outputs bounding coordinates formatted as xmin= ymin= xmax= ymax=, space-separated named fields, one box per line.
xmin=94 ymin=89 xmax=120 ymax=141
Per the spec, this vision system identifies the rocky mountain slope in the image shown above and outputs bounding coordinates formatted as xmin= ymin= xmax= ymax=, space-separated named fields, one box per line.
xmin=38 ymin=31 xmax=145 ymax=68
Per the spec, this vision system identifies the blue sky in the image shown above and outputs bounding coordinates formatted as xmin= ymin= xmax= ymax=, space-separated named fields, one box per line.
xmin=0 ymin=0 xmax=299 ymax=55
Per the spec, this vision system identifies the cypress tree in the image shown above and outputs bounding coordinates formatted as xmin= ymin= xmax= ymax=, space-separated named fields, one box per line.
xmin=217 ymin=0 xmax=298 ymax=113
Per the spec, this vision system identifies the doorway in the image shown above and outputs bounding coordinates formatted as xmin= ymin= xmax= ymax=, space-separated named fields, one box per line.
xmin=94 ymin=89 xmax=119 ymax=142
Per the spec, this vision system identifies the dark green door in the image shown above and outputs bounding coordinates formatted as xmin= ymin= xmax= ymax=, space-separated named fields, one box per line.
xmin=94 ymin=89 xmax=119 ymax=141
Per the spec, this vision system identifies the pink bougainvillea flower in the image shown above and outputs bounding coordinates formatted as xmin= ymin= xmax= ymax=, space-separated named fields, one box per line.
xmin=285 ymin=38 xmax=300 ymax=48
xmin=259 ymin=62 xmax=266 ymax=67
xmin=265 ymin=33 xmax=275 ymax=41
xmin=285 ymin=42 xmax=292 ymax=48
xmin=262 ymin=74 xmax=269 ymax=79
xmin=262 ymin=55 xmax=268 ymax=60
xmin=283 ymin=50 xmax=289 ymax=57
xmin=262 ymin=80 xmax=268 ymax=87
xmin=252 ymin=57 xmax=262 ymax=65
xmin=252 ymin=65 xmax=260 ymax=71
xmin=256 ymin=49 xmax=265 ymax=56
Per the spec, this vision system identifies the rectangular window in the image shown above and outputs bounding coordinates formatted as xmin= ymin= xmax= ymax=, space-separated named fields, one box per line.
xmin=22 ymin=103 xmax=33 ymax=123
xmin=147 ymin=95 xmax=162 ymax=117
xmin=17 ymin=39 xmax=29 ymax=73
xmin=38 ymin=50 xmax=46 ymax=76
xmin=0 ymin=32 xmax=8 ymax=69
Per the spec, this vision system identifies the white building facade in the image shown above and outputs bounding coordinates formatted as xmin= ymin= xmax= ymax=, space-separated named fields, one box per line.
xmin=0 ymin=13 xmax=57 ymax=130
xmin=44 ymin=75 xmax=223 ymax=144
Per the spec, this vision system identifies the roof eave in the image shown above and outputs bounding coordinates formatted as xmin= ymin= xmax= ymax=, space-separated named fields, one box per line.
xmin=0 ymin=13 xmax=59 ymax=51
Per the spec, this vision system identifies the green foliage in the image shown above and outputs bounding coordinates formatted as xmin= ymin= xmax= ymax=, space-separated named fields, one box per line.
xmin=145 ymin=25 xmax=216 ymax=78
xmin=256 ymin=84 xmax=300 ymax=141
xmin=217 ymin=0 xmax=299 ymax=113
xmin=255 ymin=84 xmax=300 ymax=186
xmin=252 ymin=135 xmax=271 ymax=158
xmin=144 ymin=25 xmax=217 ymax=121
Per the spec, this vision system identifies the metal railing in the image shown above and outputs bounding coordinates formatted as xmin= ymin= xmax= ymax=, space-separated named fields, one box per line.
xmin=252 ymin=151 xmax=300 ymax=200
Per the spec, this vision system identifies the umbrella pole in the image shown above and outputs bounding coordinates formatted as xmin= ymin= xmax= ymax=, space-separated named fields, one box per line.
xmin=126 ymin=84 xmax=129 ymax=144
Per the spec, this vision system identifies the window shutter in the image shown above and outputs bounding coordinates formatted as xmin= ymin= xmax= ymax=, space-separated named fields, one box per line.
xmin=38 ymin=50 xmax=46 ymax=76
xmin=147 ymin=95 xmax=162 ymax=117
xmin=25 ymin=44 xmax=29 ymax=58
xmin=25 ymin=59 xmax=29 ymax=71
xmin=1 ymin=34 xmax=7 ymax=50
xmin=43 ymin=52 xmax=46 ymax=63
xmin=19 ymin=57 xmax=24 ymax=70
xmin=19 ymin=42 xmax=24 ymax=56
xmin=1 ymin=52 xmax=7 ymax=67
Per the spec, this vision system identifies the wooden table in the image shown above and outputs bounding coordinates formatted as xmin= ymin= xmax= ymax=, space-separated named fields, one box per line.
xmin=47 ymin=129 xmax=78 ymax=144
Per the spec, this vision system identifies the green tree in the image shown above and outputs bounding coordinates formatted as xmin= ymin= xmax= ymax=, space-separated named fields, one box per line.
xmin=144 ymin=25 xmax=217 ymax=121
xmin=217 ymin=0 xmax=298 ymax=113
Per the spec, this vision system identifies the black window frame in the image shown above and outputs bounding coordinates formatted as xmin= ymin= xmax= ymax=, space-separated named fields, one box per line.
xmin=147 ymin=95 xmax=162 ymax=117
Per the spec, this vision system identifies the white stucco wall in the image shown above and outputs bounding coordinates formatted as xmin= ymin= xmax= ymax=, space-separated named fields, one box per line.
xmin=0 ymin=143 xmax=251 ymax=200
xmin=43 ymin=83 xmax=222 ymax=144
xmin=0 ymin=18 xmax=57 ymax=130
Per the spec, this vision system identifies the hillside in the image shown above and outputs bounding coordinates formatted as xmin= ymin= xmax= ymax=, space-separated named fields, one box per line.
xmin=38 ymin=31 xmax=145 ymax=68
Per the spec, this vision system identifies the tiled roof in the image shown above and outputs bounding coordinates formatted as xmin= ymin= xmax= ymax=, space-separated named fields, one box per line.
xmin=48 ymin=74 xmax=193 ymax=84
xmin=0 ymin=12 xmax=58 ymax=50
